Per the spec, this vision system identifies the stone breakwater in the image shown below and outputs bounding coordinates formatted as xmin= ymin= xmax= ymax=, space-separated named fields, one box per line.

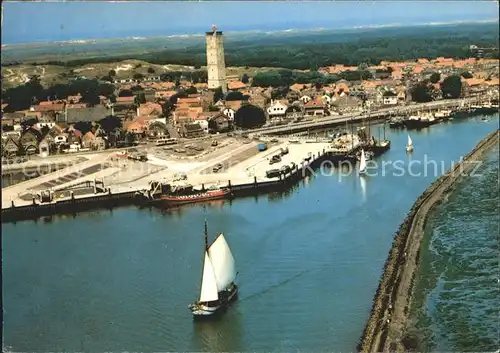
xmin=357 ymin=129 xmax=500 ymax=353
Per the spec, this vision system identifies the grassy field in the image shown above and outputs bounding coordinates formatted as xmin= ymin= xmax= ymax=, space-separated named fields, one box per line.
xmin=1 ymin=59 xmax=281 ymax=89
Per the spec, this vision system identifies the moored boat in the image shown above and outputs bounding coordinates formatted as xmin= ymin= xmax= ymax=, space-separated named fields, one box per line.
xmin=189 ymin=220 xmax=238 ymax=317
xmin=160 ymin=187 xmax=232 ymax=206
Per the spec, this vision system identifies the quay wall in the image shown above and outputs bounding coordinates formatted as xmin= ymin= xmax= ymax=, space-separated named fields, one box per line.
xmin=1 ymin=148 xmax=330 ymax=223
xmin=357 ymin=129 xmax=500 ymax=353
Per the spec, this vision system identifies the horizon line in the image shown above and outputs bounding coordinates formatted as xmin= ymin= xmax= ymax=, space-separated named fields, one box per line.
xmin=2 ymin=17 xmax=499 ymax=48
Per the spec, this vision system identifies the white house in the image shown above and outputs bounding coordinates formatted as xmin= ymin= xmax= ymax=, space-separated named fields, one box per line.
xmin=54 ymin=135 xmax=68 ymax=144
xmin=299 ymin=95 xmax=312 ymax=104
xmin=222 ymin=108 xmax=235 ymax=121
xmin=35 ymin=122 xmax=57 ymax=130
xmin=382 ymin=92 xmax=398 ymax=105
xmin=267 ymin=100 xmax=288 ymax=118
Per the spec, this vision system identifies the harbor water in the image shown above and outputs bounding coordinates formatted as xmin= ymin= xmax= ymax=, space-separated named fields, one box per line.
xmin=2 ymin=114 xmax=498 ymax=352
xmin=408 ymin=142 xmax=499 ymax=351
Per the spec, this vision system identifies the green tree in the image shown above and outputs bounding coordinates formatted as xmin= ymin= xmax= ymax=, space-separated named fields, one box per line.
xmin=133 ymin=73 xmax=144 ymax=80
xmin=226 ymin=91 xmax=244 ymax=101
xmin=410 ymin=82 xmax=434 ymax=102
xmin=109 ymin=69 xmax=116 ymax=77
xmin=429 ymin=72 xmax=441 ymax=83
xmin=440 ymin=75 xmax=462 ymax=99
xmin=125 ymin=132 xmax=137 ymax=145
xmin=234 ymin=104 xmax=266 ymax=129
xmin=74 ymin=121 xmax=93 ymax=135
xmin=185 ymin=86 xmax=197 ymax=95
xmin=241 ymin=73 xmax=249 ymax=84
xmin=460 ymin=71 xmax=473 ymax=79
xmin=147 ymin=67 xmax=155 ymax=74
xmin=213 ymin=87 xmax=224 ymax=103
xmin=40 ymin=125 xmax=50 ymax=137
xmin=99 ymin=115 xmax=123 ymax=135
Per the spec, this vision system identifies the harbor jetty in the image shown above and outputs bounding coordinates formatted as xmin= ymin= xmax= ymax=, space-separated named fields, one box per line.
xmin=2 ymin=139 xmax=346 ymax=222
xmin=357 ymin=129 xmax=499 ymax=353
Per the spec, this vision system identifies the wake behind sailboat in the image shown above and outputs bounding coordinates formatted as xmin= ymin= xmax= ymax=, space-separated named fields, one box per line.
xmin=189 ymin=220 xmax=238 ymax=317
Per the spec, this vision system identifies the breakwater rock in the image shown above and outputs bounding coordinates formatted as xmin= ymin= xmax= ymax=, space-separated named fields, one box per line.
xmin=357 ymin=129 xmax=499 ymax=353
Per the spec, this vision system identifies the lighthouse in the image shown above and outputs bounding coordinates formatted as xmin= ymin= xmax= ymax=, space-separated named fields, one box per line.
xmin=205 ymin=25 xmax=227 ymax=93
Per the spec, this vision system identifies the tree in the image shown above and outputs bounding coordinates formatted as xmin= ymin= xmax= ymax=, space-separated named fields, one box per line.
xmin=131 ymin=85 xmax=144 ymax=92
xmin=185 ymin=86 xmax=197 ymax=95
xmin=208 ymin=105 xmax=220 ymax=112
xmin=80 ymin=90 xmax=100 ymax=106
xmin=213 ymin=87 xmax=224 ymax=103
xmin=162 ymin=100 xmax=173 ymax=117
xmin=135 ymin=93 xmax=146 ymax=105
xmin=118 ymin=89 xmax=134 ymax=97
xmin=40 ymin=125 xmax=50 ymax=137
xmin=133 ymin=73 xmax=144 ymax=80
xmin=440 ymin=75 xmax=462 ymax=99
xmin=226 ymin=91 xmax=244 ymax=101
xmin=99 ymin=115 xmax=122 ymax=135
xmin=429 ymin=72 xmax=441 ymax=83
xmin=410 ymin=82 xmax=434 ymax=103
xmin=460 ymin=71 xmax=473 ymax=79
xmin=241 ymin=73 xmax=249 ymax=84
xmin=2 ymin=125 xmax=14 ymax=132
xmin=101 ymin=75 xmax=114 ymax=83
xmin=74 ymin=121 xmax=93 ymax=135
xmin=125 ymin=132 xmax=137 ymax=145
xmin=147 ymin=67 xmax=155 ymax=74
xmin=109 ymin=69 xmax=116 ymax=77
xmin=234 ymin=104 xmax=266 ymax=129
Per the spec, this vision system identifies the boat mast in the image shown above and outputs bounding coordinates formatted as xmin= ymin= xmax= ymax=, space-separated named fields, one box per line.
xmin=204 ymin=219 xmax=208 ymax=251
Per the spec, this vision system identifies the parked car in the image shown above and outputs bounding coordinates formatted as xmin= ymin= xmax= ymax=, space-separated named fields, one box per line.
xmin=280 ymin=147 xmax=289 ymax=156
xmin=266 ymin=169 xmax=281 ymax=178
xmin=212 ymin=163 xmax=223 ymax=173
xmin=211 ymin=140 xmax=218 ymax=147
xmin=269 ymin=155 xmax=281 ymax=165
xmin=280 ymin=165 xmax=291 ymax=174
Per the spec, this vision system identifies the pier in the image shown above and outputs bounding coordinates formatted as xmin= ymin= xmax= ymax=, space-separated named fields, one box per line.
xmin=357 ymin=129 xmax=500 ymax=353
xmin=1 ymin=140 xmax=343 ymax=222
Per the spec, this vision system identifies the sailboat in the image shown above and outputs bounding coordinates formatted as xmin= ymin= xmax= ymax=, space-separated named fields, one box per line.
xmin=358 ymin=149 xmax=367 ymax=175
xmin=406 ymin=134 xmax=414 ymax=153
xmin=189 ymin=220 xmax=238 ymax=316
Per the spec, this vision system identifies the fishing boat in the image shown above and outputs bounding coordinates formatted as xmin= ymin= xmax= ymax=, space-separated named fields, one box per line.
xmin=404 ymin=114 xmax=432 ymax=129
xmin=358 ymin=149 xmax=367 ymax=175
xmin=406 ymin=134 xmax=414 ymax=153
xmin=189 ymin=220 xmax=238 ymax=317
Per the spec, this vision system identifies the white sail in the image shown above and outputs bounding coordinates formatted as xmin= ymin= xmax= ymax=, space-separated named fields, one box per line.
xmin=359 ymin=149 xmax=367 ymax=174
xmin=199 ymin=252 xmax=219 ymax=302
xmin=407 ymin=134 xmax=413 ymax=147
xmin=208 ymin=233 xmax=236 ymax=291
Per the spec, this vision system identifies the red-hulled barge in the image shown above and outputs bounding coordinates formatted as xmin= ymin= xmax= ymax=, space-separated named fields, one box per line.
xmin=159 ymin=188 xmax=232 ymax=206
xmin=136 ymin=181 xmax=232 ymax=207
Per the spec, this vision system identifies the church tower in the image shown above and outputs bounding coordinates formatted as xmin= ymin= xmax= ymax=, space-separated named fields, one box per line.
xmin=206 ymin=25 xmax=227 ymax=93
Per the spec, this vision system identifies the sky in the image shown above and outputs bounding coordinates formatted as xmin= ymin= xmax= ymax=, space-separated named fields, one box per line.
xmin=2 ymin=1 xmax=499 ymax=44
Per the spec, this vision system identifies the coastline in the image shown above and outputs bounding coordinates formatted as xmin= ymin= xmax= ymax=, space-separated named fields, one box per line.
xmin=357 ymin=128 xmax=499 ymax=353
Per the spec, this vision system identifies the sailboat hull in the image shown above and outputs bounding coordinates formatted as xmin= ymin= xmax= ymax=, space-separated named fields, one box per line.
xmin=190 ymin=283 xmax=238 ymax=317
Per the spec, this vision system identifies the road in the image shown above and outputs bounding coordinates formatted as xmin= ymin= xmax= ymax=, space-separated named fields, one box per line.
xmin=249 ymin=97 xmax=483 ymax=135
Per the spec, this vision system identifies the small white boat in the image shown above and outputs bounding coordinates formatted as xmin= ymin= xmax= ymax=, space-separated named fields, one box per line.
xmin=406 ymin=134 xmax=414 ymax=153
xmin=189 ymin=220 xmax=238 ymax=317
xmin=358 ymin=149 xmax=367 ymax=175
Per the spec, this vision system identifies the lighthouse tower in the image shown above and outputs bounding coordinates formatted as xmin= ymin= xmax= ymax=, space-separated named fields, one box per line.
xmin=206 ymin=25 xmax=227 ymax=93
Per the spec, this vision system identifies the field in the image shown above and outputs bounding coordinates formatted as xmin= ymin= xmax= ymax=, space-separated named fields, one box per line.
xmin=1 ymin=22 xmax=498 ymax=89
